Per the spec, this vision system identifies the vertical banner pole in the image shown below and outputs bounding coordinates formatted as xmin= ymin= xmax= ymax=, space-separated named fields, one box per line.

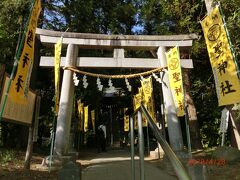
xmin=146 ymin=125 xmax=150 ymax=156
xmin=185 ymin=107 xmax=192 ymax=158
xmin=159 ymin=74 xmax=166 ymax=139
xmin=137 ymin=111 xmax=145 ymax=180
xmin=110 ymin=106 xmax=113 ymax=146
xmin=130 ymin=116 xmax=135 ymax=180
xmin=49 ymin=115 xmax=56 ymax=172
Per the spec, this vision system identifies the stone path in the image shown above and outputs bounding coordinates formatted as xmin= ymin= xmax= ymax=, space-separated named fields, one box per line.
xmin=77 ymin=148 xmax=177 ymax=180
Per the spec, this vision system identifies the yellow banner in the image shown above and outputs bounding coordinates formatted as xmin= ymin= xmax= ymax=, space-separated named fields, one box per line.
xmin=77 ymin=100 xmax=84 ymax=131
xmin=141 ymin=77 xmax=154 ymax=126
xmin=133 ymin=88 xmax=148 ymax=128
xmin=124 ymin=108 xmax=129 ymax=131
xmin=133 ymin=94 xmax=139 ymax=129
xmin=201 ymin=6 xmax=240 ymax=106
xmin=54 ymin=37 xmax=63 ymax=114
xmin=84 ymin=106 xmax=88 ymax=132
xmin=133 ymin=93 xmax=142 ymax=111
xmin=9 ymin=0 xmax=41 ymax=104
xmin=146 ymin=94 xmax=156 ymax=122
xmin=141 ymin=76 xmax=153 ymax=104
xmin=166 ymin=46 xmax=185 ymax=116
xmin=91 ymin=110 xmax=95 ymax=134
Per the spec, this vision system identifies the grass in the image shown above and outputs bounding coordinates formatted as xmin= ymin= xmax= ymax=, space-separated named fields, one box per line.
xmin=0 ymin=148 xmax=58 ymax=180
xmin=0 ymin=149 xmax=22 ymax=167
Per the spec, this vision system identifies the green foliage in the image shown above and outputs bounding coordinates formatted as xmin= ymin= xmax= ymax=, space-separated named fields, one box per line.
xmin=0 ymin=0 xmax=32 ymax=71
xmin=140 ymin=0 xmax=204 ymax=35
xmin=43 ymin=0 xmax=138 ymax=34
xmin=217 ymin=0 xmax=240 ymax=63
xmin=0 ymin=149 xmax=17 ymax=166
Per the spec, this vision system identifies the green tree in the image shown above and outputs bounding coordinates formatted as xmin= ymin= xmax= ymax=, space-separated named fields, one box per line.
xmin=218 ymin=0 xmax=240 ymax=59
xmin=0 ymin=0 xmax=32 ymax=71
xmin=43 ymin=0 xmax=138 ymax=34
xmin=139 ymin=0 xmax=240 ymax=147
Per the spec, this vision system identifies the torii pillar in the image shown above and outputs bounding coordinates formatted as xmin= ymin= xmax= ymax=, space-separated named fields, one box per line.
xmin=54 ymin=44 xmax=78 ymax=156
xmin=157 ymin=46 xmax=184 ymax=152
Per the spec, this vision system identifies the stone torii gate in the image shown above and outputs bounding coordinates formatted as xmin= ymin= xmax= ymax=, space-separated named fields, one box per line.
xmin=36 ymin=28 xmax=198 ymax=158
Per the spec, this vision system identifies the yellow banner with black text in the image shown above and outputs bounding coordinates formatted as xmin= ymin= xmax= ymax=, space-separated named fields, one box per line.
xmin=166 ymin=46 xmax=185 ymax=117
xmin=133 ymin=80 xmax=155 ymax=129
xmin=9 ymin=0 xmax=41 ymax=104
xmin=141 ymin=76 xmax=153 ymax=104
xmin=201 ymin=6 xmax=240 ymax=106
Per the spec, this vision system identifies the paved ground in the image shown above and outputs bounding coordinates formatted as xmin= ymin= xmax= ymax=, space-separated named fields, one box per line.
xmin=77 ymin=148 xmax=177 ymax=180
xmin=30 ymin=147 xmax=240 ymax=179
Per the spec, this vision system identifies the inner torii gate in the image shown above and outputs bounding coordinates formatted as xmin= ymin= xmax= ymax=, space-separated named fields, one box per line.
xmin=36 ymin=28 xmax=198 ymax=158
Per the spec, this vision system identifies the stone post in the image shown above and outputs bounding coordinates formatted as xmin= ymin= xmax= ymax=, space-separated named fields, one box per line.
xmin=157 ymin=46 xmax=184 ymax=151
xmin=55 ymin=44 xmax=78 ymax=156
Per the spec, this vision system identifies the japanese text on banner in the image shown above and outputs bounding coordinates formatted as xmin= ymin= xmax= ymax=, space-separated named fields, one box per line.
xmin=166 ymin=46 xmax=185 ymax=116
xmin=201 ymin=6 xmax=240 ymax=106
xmin=9 ymin=0 xmax=41 ymax=104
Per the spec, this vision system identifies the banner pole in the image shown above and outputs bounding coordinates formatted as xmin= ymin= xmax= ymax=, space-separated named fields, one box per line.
xmin=130 ymin=116 xmax=135 ymax=180
xmin=48 ymin=91 xmax=58 ymax=172
xmin=0 ymin=0 xmax=36 ymax=121
xmin=49 ymin=112 xmax=56 ymax=172
xmin=49 ymin=33 xmax=65 ymax=172
xmin=146 ymin=124 xmax=150 ymax=156
xmin=184 ymin=106 xmax=192 ymax=158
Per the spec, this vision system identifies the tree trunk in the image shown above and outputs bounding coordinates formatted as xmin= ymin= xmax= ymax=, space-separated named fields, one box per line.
xmin=0 ymin=64 xmax=5 ymax=87
xmin=183 ymin=69 xmax=203 ymax=149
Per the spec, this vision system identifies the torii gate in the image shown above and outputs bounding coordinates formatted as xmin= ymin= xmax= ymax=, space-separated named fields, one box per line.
xmin=36 ymin=28 xmax=198 ymax=158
